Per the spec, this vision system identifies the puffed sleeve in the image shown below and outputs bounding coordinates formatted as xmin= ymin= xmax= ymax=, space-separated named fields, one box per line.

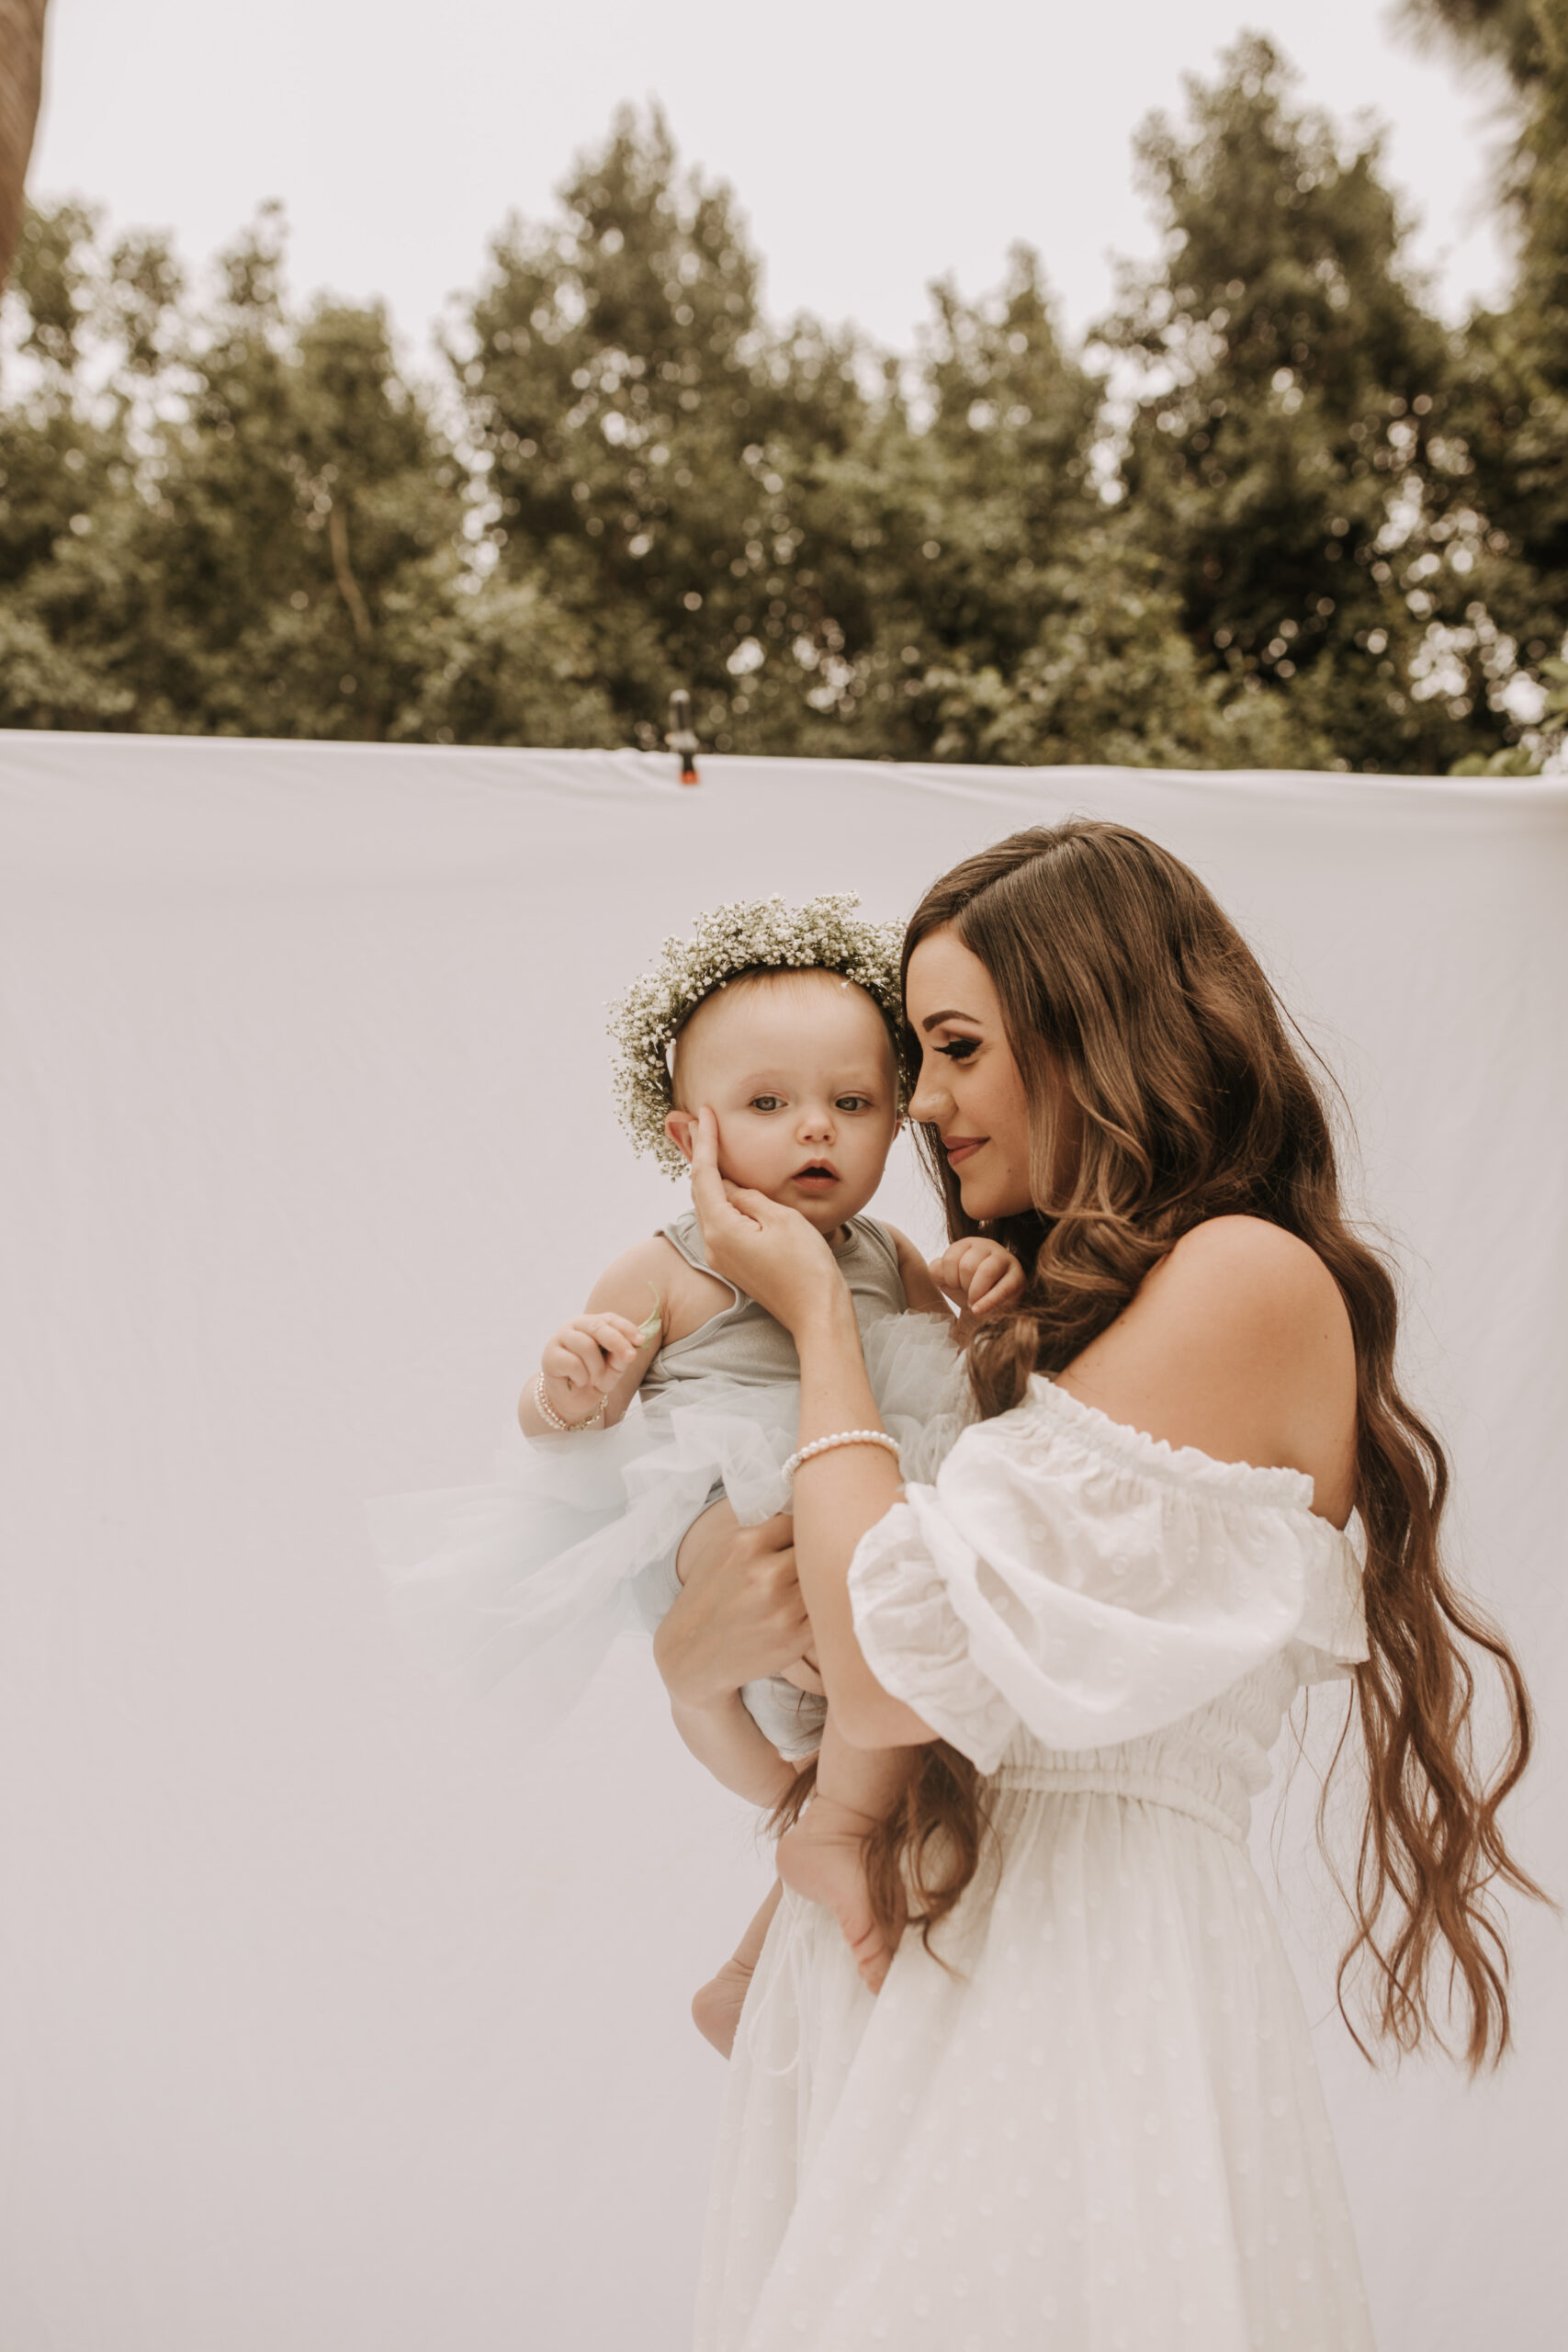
xmin=847 ymin=1376 xmax=1368 ymax=1773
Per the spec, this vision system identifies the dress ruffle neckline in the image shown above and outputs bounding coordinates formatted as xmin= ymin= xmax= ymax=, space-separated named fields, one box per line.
xmin=1022 ymin=1373 xmax=1341 ymax=1526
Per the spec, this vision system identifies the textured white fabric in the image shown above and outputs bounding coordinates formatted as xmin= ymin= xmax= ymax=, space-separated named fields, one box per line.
xmin=695 ymin=1387 xmax=1375 ymax=2348
xmin=2 ymin=736 xmax=1562 ymax=2352
xmin=850 ymin=1376 xmax=1367 ymax=1772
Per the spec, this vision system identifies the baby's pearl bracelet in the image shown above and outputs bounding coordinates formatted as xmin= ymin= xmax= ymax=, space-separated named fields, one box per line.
xmin=534 ymin=1370 xmax=607 ymax=1433
xmin=782 ymin=1429 xmax=901 ymax=1483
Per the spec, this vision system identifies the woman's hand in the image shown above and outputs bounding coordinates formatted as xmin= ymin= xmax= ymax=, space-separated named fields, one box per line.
xmin=655 ymin=1498 xmax=819 ymax=1807
xmin=688 ymin=1104 xmax=842 ymax=1333
xmin=656 ymin=1497 xmax=814 ymax=1710
xmin=929 ymin=1238 xmax=1025 ymax=1321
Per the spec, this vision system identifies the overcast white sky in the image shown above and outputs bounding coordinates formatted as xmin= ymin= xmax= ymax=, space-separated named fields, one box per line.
xmin=30 ymin=0 xmax=1515 ymax=361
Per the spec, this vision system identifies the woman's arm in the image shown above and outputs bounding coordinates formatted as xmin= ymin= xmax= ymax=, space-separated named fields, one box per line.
xmin=788 ymin=1285 xmax=942 ymax=1749
xmin=683 ymin=1112 xmax=938 ymax=1750
xmin=888 ymin=1227 xmax=951 ymax=1317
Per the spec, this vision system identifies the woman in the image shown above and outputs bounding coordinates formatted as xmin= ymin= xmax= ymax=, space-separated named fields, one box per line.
xmin=657 ymin=821 xmax=1546 ymax=2351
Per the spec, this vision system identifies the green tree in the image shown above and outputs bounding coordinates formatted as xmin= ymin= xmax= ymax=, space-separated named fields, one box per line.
xmin=0 ymin=200 xmax=614 ymax=741
xmin=7 ymin=56 xmax=1558 ymax=775
xmin=1400 ymin=0 xmax=1568 ymax=767
xmin=90 ymin=207 xmax=466 ymax=739
xmin=460 ymin=119 xmax=1232 ymax=765
xmin=459 ymin=104 xmax=881 ymax=752
xmin=0 ymin=201 xmax=145 ymax=725
xmin=1396 ymin=1 xmax=1544 ymax=83
xmin=1100 ymin=33 xmax=1512 ymax=774
xmin=809 ymin=250 xmax=1286 ymax=765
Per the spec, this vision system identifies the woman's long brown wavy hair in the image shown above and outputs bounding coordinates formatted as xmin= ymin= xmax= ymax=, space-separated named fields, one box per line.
xmin=775 ymin=819 xmax=1551 ymax=2072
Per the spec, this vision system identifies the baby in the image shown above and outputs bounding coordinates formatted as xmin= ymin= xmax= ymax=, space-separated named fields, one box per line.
xmin=520 ymin=917 xmax=1021 ymax=2048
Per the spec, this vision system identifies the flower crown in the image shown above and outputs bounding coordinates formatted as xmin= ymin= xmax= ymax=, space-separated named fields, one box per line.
xmin=607 ymin=893 xmax=906 ymax=1177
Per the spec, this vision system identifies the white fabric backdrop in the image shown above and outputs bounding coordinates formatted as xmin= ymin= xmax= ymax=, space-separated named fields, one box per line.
xmin=2 ymin=733 xmax=1562 ymax=2351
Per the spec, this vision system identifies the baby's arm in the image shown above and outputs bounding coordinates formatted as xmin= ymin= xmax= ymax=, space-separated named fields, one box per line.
xmin=887 ymin=1225 xmax=952 ymax=1316
xmin=656 ymin=1498 xmax=805 ymax=1808
xmin=919 ymin=1231 xmax=1027 ymax=1329
xmin=884 ymin=1222 xmax=1025 ymax=1326
xmin=517 ymin=1235 xmax=681 ymax=1436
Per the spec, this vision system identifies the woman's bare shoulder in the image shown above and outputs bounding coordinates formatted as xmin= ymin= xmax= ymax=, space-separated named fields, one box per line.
xmin=1057 ymin=1216 xmax=1357 ymax=1510
xmin=1153 ymin=1216 xmax=1350 ymax=1337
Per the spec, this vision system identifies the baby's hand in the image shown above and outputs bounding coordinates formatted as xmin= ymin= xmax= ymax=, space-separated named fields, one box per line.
xmin=540 ymin=1312 xmax=647 ymax=1422
xmin=928 ymin=1238 xmax=1025 ymax=1320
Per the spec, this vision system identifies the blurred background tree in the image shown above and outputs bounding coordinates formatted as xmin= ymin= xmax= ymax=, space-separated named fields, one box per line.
xmin=1101 ymin=32 xmax=1497 ymax=775
xmin=1397 ymin=0 xmax=1568 ymax=769
xmin=2 ymin=18 xmax=1563 ymax=771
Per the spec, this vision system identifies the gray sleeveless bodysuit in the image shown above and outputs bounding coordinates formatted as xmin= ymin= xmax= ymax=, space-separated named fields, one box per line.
xmin=638 ymin=1209 xmax=908 ymax=1758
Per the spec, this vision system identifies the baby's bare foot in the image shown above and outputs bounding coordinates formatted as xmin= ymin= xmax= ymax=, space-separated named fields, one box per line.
xmin=691 ymin=1958 xmax=756 ymax=2059
xmin=776 ymin=1804 xmax=897 ymax=1993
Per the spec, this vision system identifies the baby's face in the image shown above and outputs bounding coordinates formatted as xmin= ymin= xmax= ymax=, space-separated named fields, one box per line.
xmin=667 ymin=971 xmax=900 ymax=1234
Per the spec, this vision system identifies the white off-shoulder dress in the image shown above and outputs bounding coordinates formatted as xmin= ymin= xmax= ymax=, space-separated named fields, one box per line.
xmin=694 ymin=1374 xmax=1377 ymax=2352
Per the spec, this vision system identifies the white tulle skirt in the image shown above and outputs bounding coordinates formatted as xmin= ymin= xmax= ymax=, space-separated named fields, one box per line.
xmin=365 ymin=1311 xmax=970 ymax=1748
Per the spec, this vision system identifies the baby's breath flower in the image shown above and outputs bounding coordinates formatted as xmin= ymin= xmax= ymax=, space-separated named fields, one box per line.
xmin=606 ymin=893 xmax=905 ymax=1177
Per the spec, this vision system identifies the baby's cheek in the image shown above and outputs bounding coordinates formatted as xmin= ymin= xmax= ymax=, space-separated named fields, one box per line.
xmin=716 ymin=1125 xmax=783 ymax=1194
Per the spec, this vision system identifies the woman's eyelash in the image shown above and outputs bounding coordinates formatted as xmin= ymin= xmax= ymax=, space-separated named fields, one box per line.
xmin=936 ymin=1039 xmax=978 ymax=1062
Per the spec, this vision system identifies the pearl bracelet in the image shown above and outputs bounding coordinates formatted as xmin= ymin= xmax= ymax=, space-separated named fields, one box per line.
xmin=782 ymin=1428 xmax=901 ymax=1483
xmin=534 ymin=1370 xmax=607 ymax=1433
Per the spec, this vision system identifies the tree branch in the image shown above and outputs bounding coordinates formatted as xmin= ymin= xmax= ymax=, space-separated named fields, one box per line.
xmin=0 ymin=1 xmax=49 ymax=296
xmin=327 ymin=500 xmax=373 ymax=648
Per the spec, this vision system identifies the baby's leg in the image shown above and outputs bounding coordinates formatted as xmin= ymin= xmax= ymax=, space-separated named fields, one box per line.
xmin=691 ymin=1879 xmax=783 ymax=2059
xmin=775 ymin=1716 xmax=914 ymax=1994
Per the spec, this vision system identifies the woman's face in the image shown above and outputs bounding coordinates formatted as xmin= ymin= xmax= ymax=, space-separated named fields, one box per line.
xmin=906 ymin=925 xmax=1073 ymax=1222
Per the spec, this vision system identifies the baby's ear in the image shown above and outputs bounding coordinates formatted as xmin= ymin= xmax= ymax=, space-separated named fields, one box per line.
xmin=665 ymin=1108 xmax=697 ymax=1165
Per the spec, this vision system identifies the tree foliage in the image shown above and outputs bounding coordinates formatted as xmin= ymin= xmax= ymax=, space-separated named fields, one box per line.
xmin=1394 ymin=0 xmax=1568 ymax=767
xmin=1102 ymin=33 xmax=1518 ymax=773
xmin=2 ymin=34 xmax=1563 ymax=773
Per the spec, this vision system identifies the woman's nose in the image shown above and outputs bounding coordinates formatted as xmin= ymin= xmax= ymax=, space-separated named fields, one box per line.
xmin=908 ymin=1069 xmax=949 ymax=1125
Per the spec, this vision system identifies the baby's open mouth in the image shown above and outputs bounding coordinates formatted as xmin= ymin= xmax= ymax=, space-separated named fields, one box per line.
xmin=792 ymin=1161 xmax=840 ymax=1184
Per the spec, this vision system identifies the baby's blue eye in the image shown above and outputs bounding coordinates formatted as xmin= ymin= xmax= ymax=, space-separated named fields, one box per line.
xmin=836 ymin=1096 xmax=873 ymax=1112
xmin=750 ymin=1095 xmax=784 ymax=1112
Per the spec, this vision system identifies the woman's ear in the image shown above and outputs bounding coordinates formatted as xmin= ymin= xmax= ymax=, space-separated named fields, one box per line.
xmin=665 ymin=1108 xmax=696 ymax=1165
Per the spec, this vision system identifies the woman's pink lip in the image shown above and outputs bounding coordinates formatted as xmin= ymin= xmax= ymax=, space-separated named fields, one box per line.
xmin=944 ymin=1136 xmax=986 ymax=1163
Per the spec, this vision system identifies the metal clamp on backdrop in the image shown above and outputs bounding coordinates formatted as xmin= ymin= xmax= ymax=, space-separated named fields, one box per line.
xmin=667 ymin=688 xmax=699 ymax=786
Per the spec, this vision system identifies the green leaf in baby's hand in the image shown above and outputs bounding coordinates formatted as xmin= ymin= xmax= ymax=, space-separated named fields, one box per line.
xmin=635 ymin=1287 xmax=662 ymax=1348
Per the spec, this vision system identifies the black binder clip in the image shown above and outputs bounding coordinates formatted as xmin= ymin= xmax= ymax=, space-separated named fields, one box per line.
xmin=667 ymin=689 xmax=700 ymax=786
